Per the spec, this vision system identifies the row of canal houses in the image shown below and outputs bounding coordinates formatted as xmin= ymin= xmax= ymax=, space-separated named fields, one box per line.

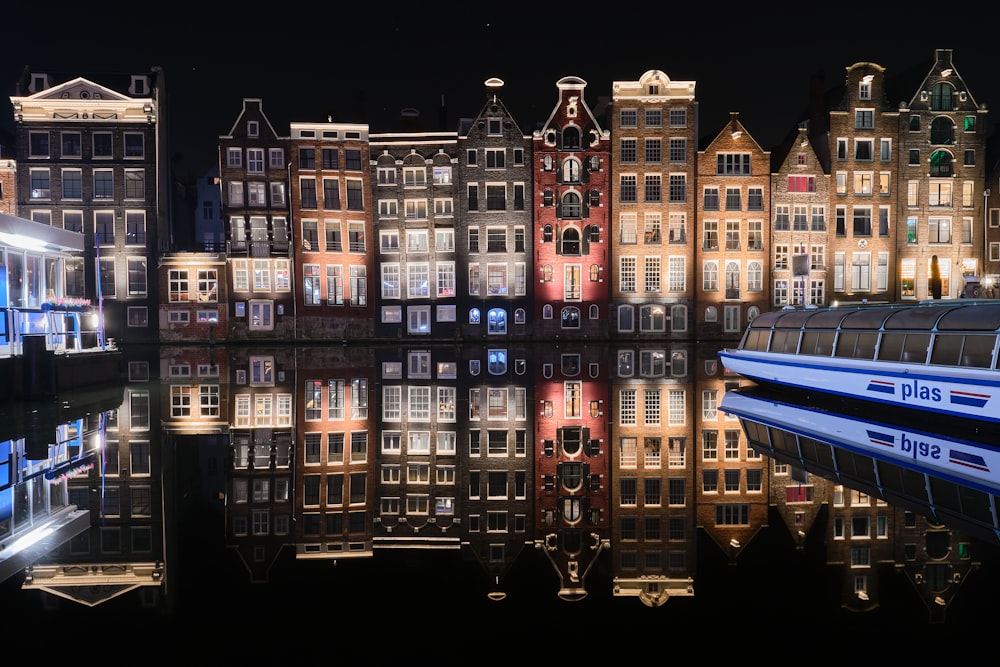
xmin=4 ymin=48 xmax=996 ymax=348
xmin=1 ymin=48 xmax=989 ymax=611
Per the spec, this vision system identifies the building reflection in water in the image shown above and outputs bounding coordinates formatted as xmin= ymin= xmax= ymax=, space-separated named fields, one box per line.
xmin=2 ymin=342 xmax=997 ymax=623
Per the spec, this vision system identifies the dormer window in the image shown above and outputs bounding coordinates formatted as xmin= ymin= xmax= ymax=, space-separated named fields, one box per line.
xmin=129 ymin=75 xmax=149 ymax=96
xmin=931 ymin=82 xmax=954 ymax=111
xmin=561 ymin=126 xmax=581 ymax=150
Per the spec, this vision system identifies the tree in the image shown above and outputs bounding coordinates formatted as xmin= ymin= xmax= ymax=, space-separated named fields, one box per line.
xmin=929 ymin=255 xmax=942 ymax=299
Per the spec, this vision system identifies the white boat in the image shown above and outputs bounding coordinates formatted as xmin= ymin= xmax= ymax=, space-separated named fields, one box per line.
xmin=717 ymin=301 xmax=1000 ymax=425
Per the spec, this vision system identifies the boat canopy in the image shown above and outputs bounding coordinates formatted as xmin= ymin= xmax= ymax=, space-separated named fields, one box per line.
xmin=747 ymin=303 xmax=1000 ymax=334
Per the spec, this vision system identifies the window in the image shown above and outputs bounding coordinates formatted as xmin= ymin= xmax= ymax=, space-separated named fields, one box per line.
xmin=93 ymin=132 xmax=113 ymax=157
xmin=60 ymin=168 xmax=82 ymax=199
xmin=620 ymin=138 xmax=637 ymax=163
xmin=403 ymin=167 xmax=426 ymax=187
xmin=645 ymin=138 xmax=661 ymax=163
xmin=124 ymin=133 xmax=144 ymax=158
xmin=703 ymin=187 xmax=719 ymax=211
xmin=717 ymin=153 xmax=751 ymax=175
xmin=486 ymin=183 xmax=507 ymax=211
xmin=619 ymin=175 xmax=637 ymax=203
xmin=644 ymin=174 xmax=661 ymax=202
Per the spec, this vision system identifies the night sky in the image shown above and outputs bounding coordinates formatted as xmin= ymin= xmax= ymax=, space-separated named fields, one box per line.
xmin=3 ymin=5 xmax=997 ymax=179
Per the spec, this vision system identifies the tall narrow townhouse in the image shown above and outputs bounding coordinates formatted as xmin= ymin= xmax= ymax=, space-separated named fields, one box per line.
xmin=533 ymin=77 xmax=611 ymax=340
xmin=770 ymin=125 xmax=833 ymax=307
xmin=897 ymin=48 xmax=988 ymax=300
xmin=696 ymin=113 xmax=770 ymax=339
xmin=370 ymin=110 xmax=460 ymax=340
xmin=610 ymin=70 xmax=698 ymax=340
xmin=296 ymin=346 xmax=375 ymax=563
xmin=695 ymin=343 xmax=766 ymax=564
xmin=372 ymin=345 xmax=462 ymax=553
xmin=533 ymin=343 xmax=611 ymax=600
xmin=828 ymin=63 xmax=898 ymax=304
xmin=219 ymin=99 xmax=292 ymax=341
xmin=459 ymin=342 xmax=535 ymax=597
xmin=289 ymin=121 xmax=374 ymax=340
xmin=457 ymin=78 xmax=534 ymax=340
xmin=610 ymin=340 xmax=697 ymax=606
xmin=10 ymin=68 xmax=169 ymax=344
xmin=227 ymin=346 xmax=295 ymax=581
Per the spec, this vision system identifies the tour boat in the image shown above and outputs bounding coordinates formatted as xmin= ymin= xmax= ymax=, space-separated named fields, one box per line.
xmin=717 ymin=300 xmax=1000 ymax=425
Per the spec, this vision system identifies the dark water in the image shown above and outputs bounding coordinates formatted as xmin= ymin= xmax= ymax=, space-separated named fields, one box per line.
xmin=4 ymin=341 xmax=998 ymax=656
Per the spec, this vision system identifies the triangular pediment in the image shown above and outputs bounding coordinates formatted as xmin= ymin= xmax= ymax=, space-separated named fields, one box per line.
xmin=28 ymin=77 xmax=132 ymax=102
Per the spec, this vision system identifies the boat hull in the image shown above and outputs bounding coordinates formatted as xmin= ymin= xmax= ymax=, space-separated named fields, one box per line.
xmin=718 ymin=348 xmax=1000 ymax=425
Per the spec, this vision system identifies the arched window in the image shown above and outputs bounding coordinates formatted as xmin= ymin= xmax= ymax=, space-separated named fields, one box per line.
xmin=543 ymin=304 xmax=553 ymax=319
xmin=543 ymin=224 xmax=553 ymax=242
xmin=618 ymin=305 xmax=634 ymax=332
xmin=639 ymin=305 xmax=665 ymax=332
xmin=929 ymin=149 xmax=953 ymax=177
xmin=469 ymin=307 xmax=480 ymax=324
xmin=560 ymin=462 xmax=583 ymax=491
xmin=562 ymin=126 xmax=581 ymax=150
xmin=670 ymin=350 xmax=687 ymax=377
xmin=747 ymin=306 xmax=760 ymax=322
xmin=931 ymin=82 xmax=954 ymax=111
xmin=725 ymin=262 xmax=740 ymax=299
xmin=561 ymin=226 xmax=581 ymax=254
xmin=488 ymin=348 xmax=506 ymax=375
xmin=514 ymin=308 xmax=525 ymax=324
xmin=747 ymin=260 xmax=763 ymax=291
xmin=930 ymin=118 xmax=954 ymax=146
xmin=562 ymin=157 xmax=581 ymax=183
xmin=560 ymin=191 xmax=582 ymax=219
xmin=543 ymin=154 xmax=554 ymax=170
xmin=560 ymin=497 xmax=582 ymax=523
xmin=487 ymin=308 xmax=506 ymax=334
xmin=589 ymin=304 xmax=599 ymax=319
xmin=561 ymin=306 xmax=580 ymax=328
xmin=589 ymin=264 xmax=600 ymax=281
xmin=705 ymin=306 xmax=718 ymax=322
xmin=670 ymin=304 xmax=688 ymax=332
xmin=543 ymin=190 xmax=554 ymax=207
xmin=542 ymin=264 xmax=553 ymax=281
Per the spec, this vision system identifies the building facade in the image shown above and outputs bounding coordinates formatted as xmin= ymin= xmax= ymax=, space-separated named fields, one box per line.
xmin=219 ymin=99 xmax=293 ymax=341
xmin=771 ymin=125 xmax=833 ymax=307
xmin=457 ymin=78 xmax=534 ymax=340
xmin=696 ymin=112 xmax=771 ymax=338
xmin=610 ymin=69 xmax=698 ymax=338
xmin=289 ymin=121 xmax=374 ymax=340
xmin=370 ymin=111 xmax=460 ymax=339
xmin=9 ymin=69 xmax=168 ymax=344
xmin=828 ymin=62 xmax=899 ymax=305
xmin=532 ymin=77 xmax=611 ymax=340
xmin=897 ymin=48 xmax=988 ymax=300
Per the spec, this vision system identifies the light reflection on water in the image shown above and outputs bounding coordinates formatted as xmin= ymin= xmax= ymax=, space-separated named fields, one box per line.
xmin=4 ymin=341 xmax=999 ymax=632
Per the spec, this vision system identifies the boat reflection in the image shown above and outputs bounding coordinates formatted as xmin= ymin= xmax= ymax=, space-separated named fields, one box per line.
xmin=721 ymin=384 xmax=999 ymax=620
xmin=2 ymin=342 xmax=997 ymax=626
